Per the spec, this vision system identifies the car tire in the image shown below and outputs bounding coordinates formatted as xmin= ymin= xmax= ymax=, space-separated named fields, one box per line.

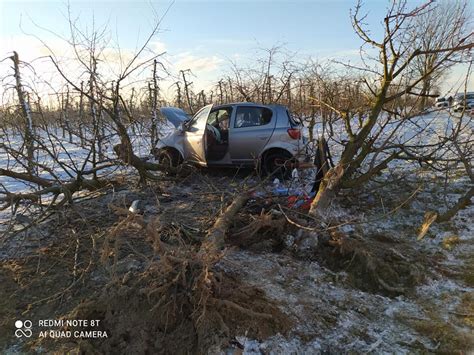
xmin=158 ymin=149 xmax=181 ymax=173
xmin=263 ymin=150 xmax=294 ymax=180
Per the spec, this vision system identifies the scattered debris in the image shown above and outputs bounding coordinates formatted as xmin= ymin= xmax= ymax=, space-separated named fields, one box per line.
xmin=0 ymin=167 xmax=473 ymax=353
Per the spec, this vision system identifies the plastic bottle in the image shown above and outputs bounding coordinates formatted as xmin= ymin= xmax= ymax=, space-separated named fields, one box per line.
xmin=272 ymin=178 xmax=289 ymax=196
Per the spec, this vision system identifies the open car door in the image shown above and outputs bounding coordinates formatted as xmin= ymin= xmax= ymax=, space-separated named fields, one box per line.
xmin=183 ymin=104 xmax=213 ymax=165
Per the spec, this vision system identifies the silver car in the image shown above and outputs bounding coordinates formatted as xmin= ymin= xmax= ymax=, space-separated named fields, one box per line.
xmin=156 ymin=103 xmax=307 ymax=175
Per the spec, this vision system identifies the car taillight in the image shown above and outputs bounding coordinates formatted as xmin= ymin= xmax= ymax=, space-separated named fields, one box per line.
xmin=287 ymin=128 xmax=301 ymax=140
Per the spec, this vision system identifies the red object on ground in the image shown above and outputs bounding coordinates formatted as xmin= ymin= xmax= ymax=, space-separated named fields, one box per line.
xmin=287 ymin=195 xmax=298 ymax=208
xmin=287 ymin=195 xmax=314 ymax=210
xmin=300 ymin=197 xmax=314 ymax=210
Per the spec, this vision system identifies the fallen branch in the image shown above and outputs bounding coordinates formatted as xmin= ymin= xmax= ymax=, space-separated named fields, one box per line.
xmin=0 ymin=177 xmax=104 ymax=210
xmin=418 ymin=186 xmax=473 ymax=240
xmin=113 ymin=143 xmax=178 ymax=181
xmin=200 ymin=193 xmax=250 ymax=254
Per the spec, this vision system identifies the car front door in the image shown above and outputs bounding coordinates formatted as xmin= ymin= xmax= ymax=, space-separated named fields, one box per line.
xmin=229 ymin=105 xmax=276 ymax=162
xmin=183 ymin=104 xmax=213 ymax=165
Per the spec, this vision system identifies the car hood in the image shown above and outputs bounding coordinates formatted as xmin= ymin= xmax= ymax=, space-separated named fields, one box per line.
xmin=159 ymin=107 xmax=190 ymax=128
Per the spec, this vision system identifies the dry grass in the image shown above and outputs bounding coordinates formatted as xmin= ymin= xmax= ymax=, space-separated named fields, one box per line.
xmin=407 ymin=309 xmax=474 ymax=352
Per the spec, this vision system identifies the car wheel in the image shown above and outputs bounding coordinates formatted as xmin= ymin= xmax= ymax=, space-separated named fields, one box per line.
xmin=264 ymin=151 xmax=294 ymax=180
xmin=159 ymin=149 xmax=180 ymax=173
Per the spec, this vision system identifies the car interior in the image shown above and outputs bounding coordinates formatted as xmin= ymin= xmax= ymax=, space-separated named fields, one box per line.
xmin=206 ymin=107 xmax=232 ymax=161
xmin=234 ymin=106 xmax=272 ymax=127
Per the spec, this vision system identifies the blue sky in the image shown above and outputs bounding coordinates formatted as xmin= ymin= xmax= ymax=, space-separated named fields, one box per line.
xmin=0 ymin=0 xmax=472 ymax=96
xmin=1 ymin=0 xmax=384 ymax=55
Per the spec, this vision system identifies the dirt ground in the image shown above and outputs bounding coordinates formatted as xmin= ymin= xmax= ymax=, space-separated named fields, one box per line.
xmin=0 ymin=168 xmax=473 ymax=354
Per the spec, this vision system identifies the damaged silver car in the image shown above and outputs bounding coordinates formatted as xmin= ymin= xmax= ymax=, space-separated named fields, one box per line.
xmin=156 ymin=103 xmax=307 ymax=175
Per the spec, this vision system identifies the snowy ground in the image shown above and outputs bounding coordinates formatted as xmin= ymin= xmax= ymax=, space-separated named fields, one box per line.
xmin=219 ymin=183 xmax=474 ymax=353
xmin=0 ymin=121 xmax=174 ymax=230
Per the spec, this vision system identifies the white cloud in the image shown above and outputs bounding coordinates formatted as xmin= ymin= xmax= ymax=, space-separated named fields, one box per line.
xmin=0 ymin=35 xmax=70 ymax=105
xmin=172 ymin=52 xmax=224 ymax=74
xmin=0 ymin=33 xmax=227 ymax=105
xmin=158 ymin=52 xmax=225 ymax=97
xmin=150 ymin=40 xmax=167 ymax=54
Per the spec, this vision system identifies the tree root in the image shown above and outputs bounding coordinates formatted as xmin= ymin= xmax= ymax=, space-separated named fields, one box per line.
xmin=59 ymin=189 xmax=288 ymax=354
xmin=318 ymin=231 xmax=422 ymax=296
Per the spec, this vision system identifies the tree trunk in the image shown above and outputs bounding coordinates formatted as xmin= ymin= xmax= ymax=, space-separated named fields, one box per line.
xmin=309 ymin=164 xmax=344 ymax=220
xmin=200 ymin=194 xmax=249 ymax=254
xmin=11 ymin=51 xmax=35 ymax=175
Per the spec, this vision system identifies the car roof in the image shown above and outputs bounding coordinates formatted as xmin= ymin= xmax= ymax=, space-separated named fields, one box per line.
xmin=212 ymin=102 xmax=287 ymax=110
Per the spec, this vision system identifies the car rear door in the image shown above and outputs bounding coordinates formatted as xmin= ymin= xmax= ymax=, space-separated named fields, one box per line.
xmin=229 ymin=105 xmax=276 ymax=162
xmin=183 ymin=104 xmax=213 ymax=165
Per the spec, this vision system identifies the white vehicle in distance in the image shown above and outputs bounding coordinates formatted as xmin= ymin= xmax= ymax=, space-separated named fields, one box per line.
xmin=452 ymin=92 xmax=474 ymax=112
xmin=435 ymin=96 xmax=450 ymax=108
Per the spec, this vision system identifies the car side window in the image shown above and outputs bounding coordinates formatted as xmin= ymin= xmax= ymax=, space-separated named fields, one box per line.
xmin=207 ymin=111 xmax=218 ymax=126
xmin=234 ymin=106 xmax=272 ymax=128
xmin=217 ymin=109 xmax=231 ymax=130
xmin=207 ymin=108 xmax=232 ymax=129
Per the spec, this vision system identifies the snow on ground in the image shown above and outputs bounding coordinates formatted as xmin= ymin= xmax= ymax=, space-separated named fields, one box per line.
xmin=0 ymin=121 xmax=174 ymax=229
xmin=220 ymin=251 xmax=427 ymax=353
xmin=217 ymin=189 xmax=474 ymax=353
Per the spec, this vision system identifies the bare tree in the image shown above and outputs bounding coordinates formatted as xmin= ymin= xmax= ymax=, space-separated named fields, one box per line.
xmin=409 ymin=0 xmax=471 ymax=108
xmin=11 ymin=51 xmax=35 ymax=174
xmin=309 ymin=0 xmax=473 ymax=219
xmin=149 ymin=59 xmax=160 ymax=149
xmin=180 ymin=69 xmax=195 ymax=114
xmin=0 ymin=3 xmax=175 ymax=216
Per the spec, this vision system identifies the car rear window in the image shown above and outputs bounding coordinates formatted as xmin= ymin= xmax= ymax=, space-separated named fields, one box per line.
xmin=234 ymin=106 xmax=272 ymax=128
